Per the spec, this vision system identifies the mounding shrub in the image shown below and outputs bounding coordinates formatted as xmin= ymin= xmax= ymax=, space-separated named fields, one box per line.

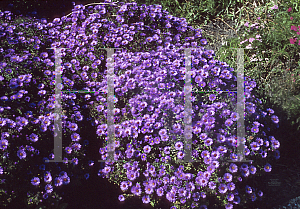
xmin=0 ymin=0 xmax=280 ymax=208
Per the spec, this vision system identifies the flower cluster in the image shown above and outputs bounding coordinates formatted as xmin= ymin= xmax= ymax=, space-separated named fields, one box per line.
xmin=288 ymin=7 xmax=300 ymax=45
xmin=0 ymin=0 xmax=280 ymax=208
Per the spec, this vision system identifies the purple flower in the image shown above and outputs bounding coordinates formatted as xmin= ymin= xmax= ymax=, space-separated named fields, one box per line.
xmin=120 ymin=181 xmax=128 ymax=191
xmin=69 ymin=123 xmax=78 ymax=131
xmin=166 ymin=191 xmax=176 ymax=203
xmin=142 ymin=195 xmax=150 ymax=204
xmin=0 ymin=118 xmax=6 ymax=127
xmin=145 ymin=186 xmax=153 ymax=194
xmin=218 ymin=184 xmax=228 ymax=194
xmin=200 ymin=133 xmax=208 ymax=141
xmin=200 ymin=39 xmax=207 ymax=45
xmin=175 ymin=141 xmax=183 ymax=150
xmin=173 ymin=123 xmax=182 ymax=133
xmin=251 ymin=126 xmax=259 ymax=133
xmin=131 ymin=186 xmax=142 ymax=196
xmin=71 ymin=133 xmax=80 ymax=141
xmin=227 ymin=193 xmax=234 ymax=201
xmin=249 ymin=165 xmax=257 ymax=174
xmin=227 ymin=182 xmax=235 ymax=191
xmin=44 ymin=173 xmax=52 ymax=183
xmin=45 ymin=184 xmax=53 ymax=193
xmin=143 ymin=144 xmax=152 ymax=153
xmin=17 ymin=149 xmax=26 ymax=159
xmin=264 ymin=163 xmax=272 ymax=172
xmin=127 ymin=171 xmax=137 ymax=181
xmin=223 ymin=173 xmax=232 ymax=182
xmin=118 ymin=195 xmax=125 ymax=202
xmin=225 ymin=119 xmax=233 ymax=127
xmin=54 ymin=177 xmax=63 ymax=187
xmin=28 ymin=133 xmax=38 ymax=142
xmin=62 ymin=175 xmax=70 ymax=185
xmin=65 ymin=146 xmax=72 ymax=154
xmin=197 ymin=177 xmax=208 ymax=188
xmin=241 ymin=168 xmax=250 ymax=177
xmin=233 ymin=196 xmax=240 ymax=204
xmin=71 ymin=157 xmax=78 ymax=165
xmin=72 ymin=143 xmax=81 ymax=151
xmin=31 ymin=177 xmax=40 ymax=186
xmin=245 ymin=185 xmax=252 ymax=194
xmin=158 ymin=128 xmax=167 ymax=136
xmin=257 ymin=190 xmax=263 ymax=197
xmin=209 ymin=94 xmax=216 ymax=101
xmin=204 ymin=138 xmax=213 ymax=146
xmin=201 ymin=150 xmax=210 ymax=158
xmin=0 ymin=139 xmax=8 ymax=150
xmin=177 ymin=151 xmax=185 ymax=159
xmin=264 ymin=140 xmax=270 ymax=147
xmin=271 ymin=139 xmax=280 ymax=149
xmin=156 ymin=187 xmax=164 ymax=196
xmin=274 ymin=150 xmax=280 ymax=159
xmin=203 ymin=157 xmax=212 ymax=165
xmin=225 ymin=203 xmax=233 ymax=209
xmin=250 ymin=142 xmax=260 ymax=151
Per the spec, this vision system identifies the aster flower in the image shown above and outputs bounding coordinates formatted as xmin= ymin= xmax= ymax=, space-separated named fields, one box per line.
xmin=175 ymin=141 xmax=183 ymax=150
xmin=17 ymin=149 xmax=26 ymax=159
xmin=241 ymin=168 xmax=250 ymax=177
xmin=211 ymin=160 xmax=220 ymax=168
xmin=45 ymin=184 xmax=53 ymax=193
xmin=65 ymin=147 xmax=72 ymax=154
xmin=271 ymin=139 xmax=280 ymax=149
xmin=223 ymin=173 xmax=233 ymax=182
xmin=250 ymin=142 xmax=260 ymax=151
xmin=257 ymin=190 xmax=263 ymax=197
xmin=227 ymin=182 xmax=235 ymax=191
xmin=142 ymin=195 xmax=150 ymax=204
xmin=204 ymin=138 xmax=213 ymax=146
xmin=201 ymin=150 xmax=210 ymax=158
xmin=264 ymin=163 xmax=272 ymax=172
xmin=62 ymin=175 xmax=70 ymax=185
xmin=44 ymin=173 xmax=52 ymax=183
xmin=71 ymin=157 xmax=78 ymax=165
xmin=0 ymin=138 xmax=8 ymax=150
xmin=54 ymin=177 xmax=63 ymax=187
xmin=118 ymin=194 xmax=125 ymax=202
xmin=251 ymin=126 xmax=259 ymax=133
xmin=72 ymin=143 xmax=81 ymax=151
xmin=249 ymin=165 xmax=257 ymax=175
xmin=120 ymin=181 xmax=128 ymax=191
xmin=218 ymin=184 xmax=228 ymax=194
xmin=197 ymin=177 xmax=208 ymax=188
xmin=274 ymin=150 xmax=280 ymax=160
xmin=177 ymin=151 xmax=185 ymax=159
xmin=31 ymin=177 xmax=40 ymax=186
xmin=71 ymin=133 xmax=81 ymax=141
xmin=131 ymin=186 xmax=142 ymax=196
xmin=245 ymin=185 xmax=252 ymax=194
xmin=0 ymin=118 xmax=7 ymax=126
xmin=28 ymin=133 xmax=38 ymax=142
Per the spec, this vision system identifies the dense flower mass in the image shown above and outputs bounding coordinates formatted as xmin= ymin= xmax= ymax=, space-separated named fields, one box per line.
xmin=0 ymin=0 xmax=281 ymax=208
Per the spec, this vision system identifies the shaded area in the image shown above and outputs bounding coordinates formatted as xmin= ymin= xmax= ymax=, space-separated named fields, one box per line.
xmin=0 ymin=0 xmax=106 ymax=22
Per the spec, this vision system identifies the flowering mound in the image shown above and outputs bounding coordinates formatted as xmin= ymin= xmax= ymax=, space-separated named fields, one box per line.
xmin=0 ymin=0 xmax=280 ymax=208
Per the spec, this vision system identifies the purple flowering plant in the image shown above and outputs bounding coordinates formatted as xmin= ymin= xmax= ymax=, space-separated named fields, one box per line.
xmin=0 ymin=0 xmax=281 ymax=208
